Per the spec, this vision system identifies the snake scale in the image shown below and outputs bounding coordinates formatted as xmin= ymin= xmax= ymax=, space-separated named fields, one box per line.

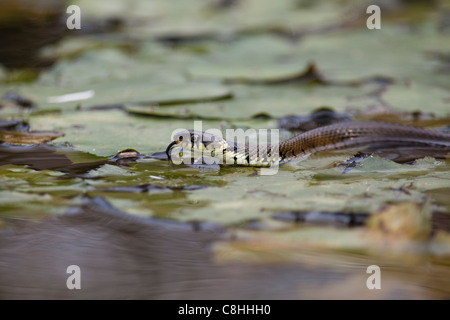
xmin=166 ymin=121 xmax=450 ymax=166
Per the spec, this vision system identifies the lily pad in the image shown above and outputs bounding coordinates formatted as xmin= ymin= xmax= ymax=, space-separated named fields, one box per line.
xmin=126 ymin=84 xmax=381 ymax=120
xmin=39 ymin=36 xmax=138 ymax=61
xmin=73 ymin=0 xmax=351 ymax=39
xmin=38 ymin=48 xmax=186 ymax=87
xmin=0 ymin=80 xmax=232 ymax=114
xmin=381 ymin=83 xmax=450 ymax=117
xmin=0 ymin=119 xmax=63 ymax=144
xmin=30 ymin=109 xmax=225 ymax=156
xmin=169 ymin=155 xmax=450 ymax=226
xmin=187 ymin=35 xmax=308 ymax=81
xmin=297 ymin=23 xmax=450 ymax=87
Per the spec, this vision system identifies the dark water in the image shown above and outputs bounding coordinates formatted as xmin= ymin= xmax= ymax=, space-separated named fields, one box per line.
xmin=1 ymin=1 xmax=450 ymax=300
xmin=0 ymin=197 xmax=346 ymax=299
xmin=2 ymin=196 xmax=449 ymax=299
xmin=0 ymin=1 xmax=66 ymax=69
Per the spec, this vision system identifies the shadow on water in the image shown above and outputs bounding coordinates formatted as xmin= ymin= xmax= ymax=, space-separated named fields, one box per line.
xmin=0 ymin=197 xmax=348 ymax=299
xmin=0 ymin=144 xmax=107 ymax=176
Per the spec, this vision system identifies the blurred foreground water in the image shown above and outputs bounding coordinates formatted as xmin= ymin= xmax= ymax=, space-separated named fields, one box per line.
xmin=1 ymin=0 xmax=450 ymax=299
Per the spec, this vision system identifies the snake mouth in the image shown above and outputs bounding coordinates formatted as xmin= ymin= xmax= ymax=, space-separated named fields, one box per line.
xmin=165 ymin=141 xmax=177 ymax=161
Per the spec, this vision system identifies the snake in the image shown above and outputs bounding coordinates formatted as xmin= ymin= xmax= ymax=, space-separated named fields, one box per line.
xmin=165 ymin=121 xmax=450 ymax=167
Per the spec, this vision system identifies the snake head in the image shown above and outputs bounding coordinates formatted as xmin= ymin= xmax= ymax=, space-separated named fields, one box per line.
xmin=166 ymin=130 xmax=226 ymax=162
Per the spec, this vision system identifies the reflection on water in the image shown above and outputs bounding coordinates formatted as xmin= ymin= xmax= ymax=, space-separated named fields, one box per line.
xmin=0 ymin=197 xmax=448 ymax=299
xmin=0 ymin=144 xmax=107 ymax=176
xmin=0 ymin=197 xmax=339 ymax=299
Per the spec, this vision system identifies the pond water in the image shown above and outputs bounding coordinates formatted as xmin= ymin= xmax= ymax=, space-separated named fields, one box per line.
xmin=0 ymin=0 xmax=449 ymax=299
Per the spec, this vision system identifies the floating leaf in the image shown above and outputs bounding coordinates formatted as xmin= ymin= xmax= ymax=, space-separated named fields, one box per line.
xmin=367 ymin=202 xmax=431 ymax=239
xmin=73 ymin=0 xmax=350 ymax=39
xmin=0 ymin=80 xmax=233 ymax=114
xmin=381 ymin=83 xmax=450 ymax=117
xmin=0 ymin=130 xmax=64 ymax=145
xmin=0 ymin=119 xmax=63 ymax=144
xmin=126 ymin=84 xmax=380 ymax=120
xmin=297 ymin=24 xmax=450 ymax=87
xmin=30 ymin=109 xmax=225 ymax=156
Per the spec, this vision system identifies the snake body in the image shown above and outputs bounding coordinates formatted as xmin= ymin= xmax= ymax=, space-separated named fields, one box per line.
xmin=166 ymin=121 xmax=450 ymax=166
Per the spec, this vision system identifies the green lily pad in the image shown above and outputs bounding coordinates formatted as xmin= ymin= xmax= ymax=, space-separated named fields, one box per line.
xmin=126 ymin=84 xmax=381 ymax=120
xmin=381 ymin=83 xmax=450 ymax=117
xmin=297 ymin=23 xmax=450 ymax=87
xmin=39 ymin=36 xmax=137 ymax=61
xmin=30 ymin=109 xmax=225 ymax=156
xmin=0 ymin=79 xmax=232 ymax=114
xmin=88 ymin=164 xmax=136 ymax=177
xmin=187 ymin=35 xmax=307 ymax=81
xmin=73 ymin=0 xmax=350 ymax=39
xmin=169 ymin=155 xmax=450 ymax=226
xmin=38 ymin=48 xmax=186 ymax=87
xmin=0 ymin=163 xmax=89 ymax=224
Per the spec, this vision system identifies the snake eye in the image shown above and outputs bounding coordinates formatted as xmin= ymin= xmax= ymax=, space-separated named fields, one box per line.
xmin=178 ymin=135 xmax=183 ymax=141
